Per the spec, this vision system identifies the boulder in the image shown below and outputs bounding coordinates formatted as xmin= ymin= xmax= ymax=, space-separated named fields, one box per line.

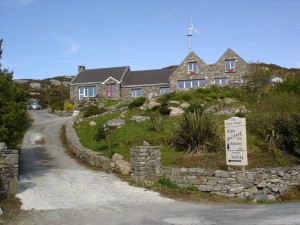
xmin=147 ymin=100 xmax=160 ymax=109
xmin=0 ymin=142 xmax=7 ymax=150
xmin=224 ymin=98 xmax=238 ymax=104
xmin=112 ymin=153 xmax=124 ymax=163
xmin=119 ymin=111 xmax=127 ymax=118
xmin=30 ymin=82 xmax=41 ymax=89
xmin=147 ymin=93 xmax=157 ymax=100
xmin=50 ymin=79 xmax=62 ymax=86
xmin=89 ymin=121 xmax=97 ymax=126
xmin=169 ymin=100 xmax=180 ymax=105
xmin=13 ymin=79 xmax=29 ymax=84
xmin=62 ymin=81 xmax=70 ymax=87
xmin=180 ymin=102 xmax=190 ymax=108
xmin=130 ymin=116 xmax=150 ymax=123
xmin=115 ymin=160 xmax=132 ymax=175
xmin=169 ymin=107 xmax=185 ymax=117
xmin=105 ymin=119 xmax=125 ymax=128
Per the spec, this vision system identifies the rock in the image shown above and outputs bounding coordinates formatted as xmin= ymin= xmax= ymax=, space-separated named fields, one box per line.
xmin=119 ymin=111 xmax=127 ymax=118
xmin=105 ymin=119 xmax=125 ymax=128
xmin=229 ymin=185 xmax=244 ymax=194
xmin=215 ymin=170 xmax=229 ymax=178
xmin=130 ymin=116 xmax=150 ymax=123
xmin=62 ymin=81 xmax=70 ymax=87
xmin=224 ymin=98 xmax=238 ymax=104
xmin=279 ymin=184 xmax=289 ymax=194
xmin=143 ymin=141 xmax=150 ymax=146
xmin=169 ymin=107 xmax=185 ymax=117
xmin=270 ymin=178 xmax=281 ymax=183
xmin=13 ymin=79 xmax=29 ymax=84
xmin=236 ymin=172 xmax=247 ymax=182
xmin=267 ymin=194 xmax=276 ymax=201
xmin=0 ymin=142 xmax=7 ymax=150
xmin=248 ymin=186 xmax=259 ymax=195
xmin=112 ymin=153 xmax=124 ymax=163
xmin=147 ymin=93 xmax=157 ymax=100
xmin=5 ymin=154 xmax=18 ymax=165
xmin=30 ymin=82 xmax=41 ymax=89
xmin=89 ymin=121 xmax=97 ymax=126
xmin=257 ymin=181 xmax=267 ymax=188
xmin=30 ymin=92 xmax=41 ymax=95
xmin=169 ymin=100 xmax=180 ymax=105
xmin=180 ymin=102 xmax=190 ymax=108
xmin=115 ymin=160 xmax=132 ymax=175
xmin=50 ymin=79 xmax=62 ymax=86
xmin=147 ymin=100 xmax=160 ymax=109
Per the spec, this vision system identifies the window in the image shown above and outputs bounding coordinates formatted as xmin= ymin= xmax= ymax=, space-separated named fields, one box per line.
xmin=178 ymin=80 xmax=206 ymax=89
xmin=79 ymin=86 xmax=96 ymax=100
xmin=188 ymin=62 xmax=198 ymax=74
xmin=214 ymin=78 xmax=227 ymax=85
xmin=132 ymin=89 xmax=142 ymax=98
xmin=225 ymin=59 xmax=235 ymax=72
xmin=160 ymin=87 xmax=170 ymax=94
xmin=106 ymin=83 xmax=117 ymax=97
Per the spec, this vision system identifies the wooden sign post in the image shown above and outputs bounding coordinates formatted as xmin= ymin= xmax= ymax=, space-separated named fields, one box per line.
xmin=224 ymin=117 xmax=248 ymax=167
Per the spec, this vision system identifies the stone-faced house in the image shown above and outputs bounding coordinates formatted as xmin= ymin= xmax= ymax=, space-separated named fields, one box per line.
xmin=70 ymin=48 xmax=248 ymax=102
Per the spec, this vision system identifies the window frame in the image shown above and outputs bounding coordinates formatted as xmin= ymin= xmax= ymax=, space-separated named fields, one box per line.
xmin=160 ymin=87 xmax=170 ymax=94
xmin=188 ymin=62 xmax=198 ymax=74
xmin=131 ymin=89 xmax=142 ymax=98
xmin=225 ymin=59 xmax=236 ymax=72
xmin=214 ymin=77 xmax=228 ymax=85
xmin=106 ymin=83 xmax=117 ymax=97
xmin=177 ymin=79 xmax=206 ymax=89
xmin=79 ymin=86 xmax=96 ymax=100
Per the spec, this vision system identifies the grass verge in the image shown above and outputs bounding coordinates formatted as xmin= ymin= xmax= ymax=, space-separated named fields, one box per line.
xmin=0 ymin=194 xmax=22 ymax=224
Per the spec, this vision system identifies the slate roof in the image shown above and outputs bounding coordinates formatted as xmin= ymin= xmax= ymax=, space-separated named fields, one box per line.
xmin=71 ymin=66 xmax=129 ymax=85
xmin=123 ymin=68 xmax=176 ymax=86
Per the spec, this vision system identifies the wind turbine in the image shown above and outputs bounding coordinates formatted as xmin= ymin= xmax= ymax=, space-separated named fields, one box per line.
xmin=187 ymin=18 xmax=199 ymax=53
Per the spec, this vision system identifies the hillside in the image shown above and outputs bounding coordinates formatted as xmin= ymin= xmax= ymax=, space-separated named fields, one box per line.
xmin=13 ymin=76 xmax=74 ymax=108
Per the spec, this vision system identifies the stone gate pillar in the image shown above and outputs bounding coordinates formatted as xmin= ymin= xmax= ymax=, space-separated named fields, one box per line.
xmin=130 ymin=142 xmax=161 ymax=184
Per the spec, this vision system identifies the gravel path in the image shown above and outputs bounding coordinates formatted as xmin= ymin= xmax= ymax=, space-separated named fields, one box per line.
xmin=6 ymin=110 xmax=300 ymax=225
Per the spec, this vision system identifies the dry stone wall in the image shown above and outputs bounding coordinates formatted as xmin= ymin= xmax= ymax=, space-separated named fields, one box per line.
xmin=130 ymin=145 xmax=300 ymax=201
xmin=0 ymin=143 xmax=19 ymax=195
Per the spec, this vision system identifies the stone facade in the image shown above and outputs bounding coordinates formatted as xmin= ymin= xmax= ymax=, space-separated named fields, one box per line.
xmin=0 ymin=143 xmax=19 ymax=195
xmin=121 ymin=84 xmax=169 ymax=99
xmin=130 ymin=145 xmax=300 ymax=201
xmin=70 ymin=49 xmax=249 ymax=102
xmin=169 ymin=49 xmax=248 ymax=91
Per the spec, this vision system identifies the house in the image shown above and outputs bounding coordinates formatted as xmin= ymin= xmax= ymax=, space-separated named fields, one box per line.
xmin=70 ymin=49 xmax=248 ymax=102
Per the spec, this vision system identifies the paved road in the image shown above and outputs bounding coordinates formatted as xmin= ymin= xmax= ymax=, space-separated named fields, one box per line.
xmin=8 ymin=110 xmax=300 ymax=225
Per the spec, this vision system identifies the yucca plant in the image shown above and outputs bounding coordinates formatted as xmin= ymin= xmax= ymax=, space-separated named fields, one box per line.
xmin=172 ymin=109 xmax=222 ymax=154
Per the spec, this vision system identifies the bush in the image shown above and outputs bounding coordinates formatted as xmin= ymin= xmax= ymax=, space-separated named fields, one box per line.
xmin=51 ymin=101 xmax=64 ymax=111
xmin=173 ymin=110 xmax=222 ymax=154
xmin=128 ymin=97 xmax=146 ymax=108
xmin=196 ymin=88 xmax=211 ymax=94
xmin=159 ymin=106 xmax=172 ymax=115
xmin=155 ymin=178 xmax=180 ymax=189
xmin=63 ymin=103 xmax=74 ymax=112
xmin=83 ymin=105 xmax=107 ymax=118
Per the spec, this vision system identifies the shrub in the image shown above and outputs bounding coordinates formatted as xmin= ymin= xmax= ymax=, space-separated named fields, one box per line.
xmin=196 ymin=88 xmax=211 ymax=94
xmin=83 ymin=105 xmax=107 ymax=118
xmin=63 ymin=103 xmax=74 ymax=112
xmin=173 ymin=110 xmax=222 ymax=154
xmin=155 ymin=178 xmax=180 ymax=189
xmin=128 ymin=97 xmax=146 ymax=108
xmin=184 ymin=102 xmax=204 ymax=113
xmin=148 ymin=111 xmax=162 ymax=132
xmin=51 ymin=101 xmax=64 ymax=111
xmin=159 ymin=106 xmax=172 ymax=115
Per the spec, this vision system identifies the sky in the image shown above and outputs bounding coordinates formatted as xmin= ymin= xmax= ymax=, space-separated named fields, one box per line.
xmin=0 ymin=0 xmax=299 ymax=80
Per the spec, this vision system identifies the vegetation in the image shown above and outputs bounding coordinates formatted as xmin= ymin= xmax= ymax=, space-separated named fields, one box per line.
xmin=51 ymin=101 xmax=64 ymax=111
xmin=128 ymin=97 xmax=146 ymax=108
xmin=172 ymin=109 xmax=222 ymax=154
xmin=0 ymin=39 xmax=31 ymax=148
xmin=63 ymin=103 xmax=74 ymax=112
xmin=82 ymin=105 xmax=107 ymax=118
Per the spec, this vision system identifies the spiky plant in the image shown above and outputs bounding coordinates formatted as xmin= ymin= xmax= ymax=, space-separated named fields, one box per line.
xmin=172 ymin=110 xmax=222 ymax=154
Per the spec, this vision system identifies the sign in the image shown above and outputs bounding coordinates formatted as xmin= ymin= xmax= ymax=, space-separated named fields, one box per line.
xmin=224 ymin=117 xmax=248 ymax=166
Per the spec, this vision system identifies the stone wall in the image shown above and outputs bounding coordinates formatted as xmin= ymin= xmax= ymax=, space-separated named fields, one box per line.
xmin=0 ymin=143 xmax=19 ymax=195
xmin=121 ymin=84 xmax=169 ymax=99
xmin=130 ymin=144 xmax=161 ymax=184
xmin=130 ymin=145 xmax=300 ymax=201
xmin=65 ymin=120 xmax=116 ymax=172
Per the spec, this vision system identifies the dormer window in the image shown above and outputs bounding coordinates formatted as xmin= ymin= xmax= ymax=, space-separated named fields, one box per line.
xmin=188 ymin=62 xmax=198 ymax=74
xmin=225 ymin=59 xmax=235 ymax=72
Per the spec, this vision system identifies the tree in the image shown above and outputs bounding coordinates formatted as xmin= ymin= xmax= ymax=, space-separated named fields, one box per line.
xmin=0 ymin=39 xmax=30 ymax=148
xmin=245 ymin=62 xmax=273 ymax=100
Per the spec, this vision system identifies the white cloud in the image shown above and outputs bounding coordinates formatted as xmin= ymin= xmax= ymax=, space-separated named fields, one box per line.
xmin=52 ymin=36 xmax=80 ymax=56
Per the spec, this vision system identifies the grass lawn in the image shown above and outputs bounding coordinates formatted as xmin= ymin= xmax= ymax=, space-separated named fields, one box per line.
xmin=74 ymin=107 xmax=300 ymax=169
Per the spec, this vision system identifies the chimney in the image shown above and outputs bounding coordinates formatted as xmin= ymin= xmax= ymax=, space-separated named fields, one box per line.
xmin=78 ymin=65 xmax=85 ymax=73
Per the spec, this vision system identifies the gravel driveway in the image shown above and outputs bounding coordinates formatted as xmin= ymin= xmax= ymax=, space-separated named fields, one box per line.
xmin=6 ymin=110 xmax=300 ymax=225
